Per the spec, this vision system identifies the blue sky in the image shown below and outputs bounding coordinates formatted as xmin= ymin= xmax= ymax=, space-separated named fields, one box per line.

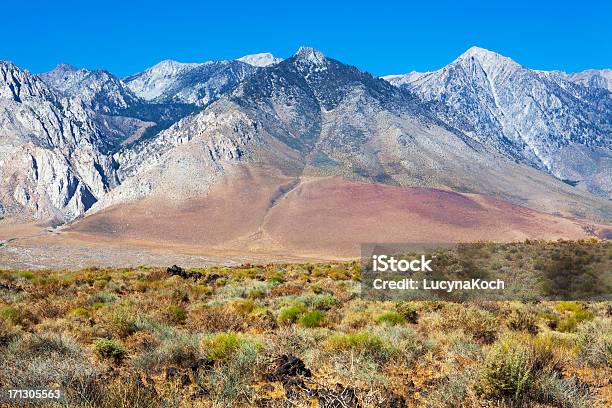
xmin=3 ymin=0 xmax=611 ymax=77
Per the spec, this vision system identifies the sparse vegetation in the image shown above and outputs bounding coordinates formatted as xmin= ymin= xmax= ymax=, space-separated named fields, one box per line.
xmin=0 ymin=240 xmax=609 ymax=407
xmin=93 ymin=338 xmax=127 ymax=361
xmin=298 ymin=310 xmax=325 ymax=328
xmin=376 ymin=311 xmax=405 ymax=325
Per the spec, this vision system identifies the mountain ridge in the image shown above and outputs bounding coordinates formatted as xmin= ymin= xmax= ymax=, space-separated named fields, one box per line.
xmin=0 ymin=47 xmax=610 ymax=234
xmin=383 ymin=47 xmax=612 ymax=197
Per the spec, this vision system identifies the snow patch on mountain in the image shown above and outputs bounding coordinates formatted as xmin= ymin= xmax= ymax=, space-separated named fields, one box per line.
xmin=237 ymin=52 xmax=282 ymax=67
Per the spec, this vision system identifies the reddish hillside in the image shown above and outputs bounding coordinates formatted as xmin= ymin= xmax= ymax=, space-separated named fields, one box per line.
xmin=66 ymin=168 xmax=594 ymax=258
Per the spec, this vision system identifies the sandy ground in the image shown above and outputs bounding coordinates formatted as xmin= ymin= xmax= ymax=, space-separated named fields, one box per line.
xmin=0 ymin=221 xmax=337 ymax=270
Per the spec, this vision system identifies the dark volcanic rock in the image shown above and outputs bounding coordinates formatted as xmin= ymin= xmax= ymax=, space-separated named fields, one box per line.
xmin=205 ymin=273 xmax=221 ymax=283
xmin=167 ymin=264 xmax=187 ymax=278
xmin=272 ymin=355 xmax=312 ymax=380
xmin=167 ymin=265 xmax=203 ymax=280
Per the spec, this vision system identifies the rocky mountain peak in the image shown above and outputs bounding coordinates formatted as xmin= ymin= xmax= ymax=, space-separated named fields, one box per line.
xmin=123 ymin=57 xmax=259 ymax=106
xmin=123 ymin=59 xmax=203 ymax=101
xmin=293 ymin=47 xmax=326 ymax=67
xmin=454 ymin=46 xmax=521 ymax=77
xmin=147 ymin=59 xmax=202 ymax=74
xmin=0 ymin=61 xmax=55 ymax=102
xmin=40 ymin=63 xmax=140 ymax=114
xmin=49 ymin=63 xmax=77 ymax=74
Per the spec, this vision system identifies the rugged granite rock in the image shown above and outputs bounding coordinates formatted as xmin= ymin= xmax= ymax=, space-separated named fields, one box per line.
xmin=0 ymin=61 xmax=118 ymax=221
xmin=383 ymin=47 xmax=612 ymax=197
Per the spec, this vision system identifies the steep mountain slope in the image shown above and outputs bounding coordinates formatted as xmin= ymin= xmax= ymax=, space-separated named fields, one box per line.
xmin=384 ymin=47 xmax=612 ymax=197
xmin=124 ymin=59 xmax=258 ymax=106
xmin=0 ymin=61 xmax=118 ymax=221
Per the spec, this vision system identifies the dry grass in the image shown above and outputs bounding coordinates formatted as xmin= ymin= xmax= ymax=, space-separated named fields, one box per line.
xmin=0 ymin=240 xmax=610 ymax=407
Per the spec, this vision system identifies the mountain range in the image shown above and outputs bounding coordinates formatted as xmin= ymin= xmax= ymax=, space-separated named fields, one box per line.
xmin=1 ymin=46 xmax=610 ymax=258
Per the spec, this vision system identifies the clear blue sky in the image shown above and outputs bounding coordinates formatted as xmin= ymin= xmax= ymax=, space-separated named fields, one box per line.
xmin=3 ymin=0 xmax=611 ymax=77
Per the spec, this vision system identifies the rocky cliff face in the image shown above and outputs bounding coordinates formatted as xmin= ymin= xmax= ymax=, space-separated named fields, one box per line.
xmin=0 ymin=61 xmax=118 ymax=222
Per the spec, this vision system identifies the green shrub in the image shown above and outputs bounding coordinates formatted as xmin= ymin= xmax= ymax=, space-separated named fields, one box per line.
xmin=577 ymin=320 xmax=612 ymax=367
xmin=192 ymin=284 xmax=214 ymax=298
xmin=431 ymin=369 xmax=473 ymax=407
xmin=475 ymin=336 xmax=533 ymax=401
xmin=299 ymin=311 xmax=325 ymax=328
xmin=556 ymin=304 xmax=594 ymax=333
xmin=311 ymin=294 xmax=339 ymax=311
xmin=558 ymin=316 xmax=580 ymax=333
xmin=67 ymin=307 xmax=89 ymax=318
xmin=18 ymin=271 xmax=34 ymax=280
xmin=90 ymin=302 xmax=106 ymax=312
xmin=376 ymin=311 xmax=405 ymax=326
xmin=533 ymin=373 xmax=590 ymax=408
xmin=474 ymin=334 xmax=581 ymax=406
xmin=270 ymin=273 xmax=285 ymax=284
xmin=203 ymin=332 xmax=260 ymax=362
xmin=248 ymin=288 xmax=266 ymax=299
xmin=133 ymin=333 xmax=200 ymax=370
xmin=0 ymin=306 xmax=21 ymax=325
xmin=326 ymin=331 xmax=387 ymax=357
xmin=278 ymin=303 xmax=305 ymax=325
xmin=206 ymin=342 xmax=260 ymax=406
xmin=554 ymin=302 xmax=584 ymax=314
xmin=88 ymin=291 xmax=118 ymax=305
xmin=93 ymin=339 xmax=126 ymax=361
xmin=395 ymin=302 xmax=418 ymax=324
xmin=166 ymin=304 xmax=187 ymax=324
xmin=109 ymin=307 xmax=139 ymax=338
